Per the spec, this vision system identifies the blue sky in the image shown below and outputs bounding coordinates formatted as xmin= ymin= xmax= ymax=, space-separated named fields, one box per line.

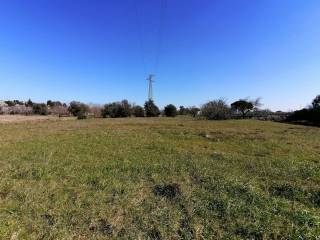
xmin=0 ymin=0 xmax=319 ymax=111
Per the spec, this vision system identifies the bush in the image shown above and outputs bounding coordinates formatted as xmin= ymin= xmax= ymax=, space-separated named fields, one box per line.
xmin=25 ymin=99 xmax=34 ymax=107
xmin=88 ymin=105 xmax=103 ymax=118
xmin=32 ymin=103 xmax=48 ymax=115
xmin=164 ymin=104 xmax=177 ymax=117
xmin=189 ymin=106 xmax=200 ymax=117
xmin=179 ymin=106 xmax=187 ymax=115
xmin=47 ymin=100 xmax=62 ymax=107
xmin=286 ymin=108 xmax=320 ymax=125
xmin=132 ymin=105 xmax=145 ymax=117
xmin=144 ymin=100 xmax=160 ymax=117
xmin=312 ymin=95 xmax=320 ymax=110
xmin=68 ymin=101 xmax=89 ymax=117
xmin=49 ymin=106 xmax=69 ymax=116
xmin=286 ymin=95 xmax=320 ymax=125
xmin=200 ymin=99 xmax=231 ymax=120
xmin=101 ymin=100 xmax=132 ymax=118
xmin=77 ymin=111 xmax=87 ymax=120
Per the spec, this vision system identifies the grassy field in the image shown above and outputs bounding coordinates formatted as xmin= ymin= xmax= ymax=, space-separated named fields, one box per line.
xmin=0 ymin=117 xmax=319 ymax=239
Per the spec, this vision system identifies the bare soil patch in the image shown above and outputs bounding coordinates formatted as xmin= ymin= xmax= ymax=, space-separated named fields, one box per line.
xmin=0 ymin=115 xmax=68 ymax=123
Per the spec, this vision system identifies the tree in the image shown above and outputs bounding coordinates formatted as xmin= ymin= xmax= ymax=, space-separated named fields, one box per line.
xmin=179 ymin=106 xmax=187 ymax=115
xmin=25 ymin=99 xmax=34 ymax=107
xmin=4 ymin=101 xmax=15 ymax=107
xmin=189 ymin=106 xmax=200 ymax=117
xmin=132 ymin=105 xmax=145 ymax=117
xmin=101 ymin=100 xmax=132 ymax=118
xmin=49 ymin=105 xmax=69 ymax=116
xmin=32 ymin=103 xmax=48 ymax=115
xmin=47 ymin=100 xmax=62 ymax=107
xmin=88 ymin=104 xmax=103 ymax=118
xmin=144 ymin=100 xmax=160 ymax=117
xmin=47 ymin=100 xmax=54 ymax=107
xmin=164 ymin=104 xmax=177 ymax=117
xmin=200 ymin=99 xmax=231 ymax=120
xmin=231 ymin=100 xmax=253 ymax=118
xmin=68 ymin=101 xmax=89 ymax=117
xmin=286 ymin=95 xmax=320 ymax=125
xmin=312 ymin=95 xmax=320 ymax=110
xmin=231 ymin=98 xmax=262 ymax=119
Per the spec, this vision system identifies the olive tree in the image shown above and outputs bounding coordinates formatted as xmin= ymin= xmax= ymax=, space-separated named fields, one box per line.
xmin=201 ymin=99 xmax=231 ymax=120
xmin=164 ymin=104 xmax=177 ymax=117
xmin=144 ymin=100 xmax=160 ymax=117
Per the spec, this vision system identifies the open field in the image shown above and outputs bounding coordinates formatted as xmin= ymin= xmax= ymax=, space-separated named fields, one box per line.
xmin=0 ymin=117 xmax=320 ymax=239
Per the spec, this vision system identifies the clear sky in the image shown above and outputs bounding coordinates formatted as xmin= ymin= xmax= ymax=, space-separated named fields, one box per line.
xmin=0 ymin=0 xmax=319 ymax=111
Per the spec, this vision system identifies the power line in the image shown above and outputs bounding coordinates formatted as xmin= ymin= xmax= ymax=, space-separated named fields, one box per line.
xmin=135 ymin=0 xmax=167 ymax=101
xmin=134 ymin=0 xmax=147 ymax=75
xmin=154 ymin=0 xmax=167 ymax=75
xmin=134 ymin=0 xmax=167 ymax=75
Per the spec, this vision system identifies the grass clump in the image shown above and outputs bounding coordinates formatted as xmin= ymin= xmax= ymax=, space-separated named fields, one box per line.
xmin=153 ymin=184 xmax=181 ymax=200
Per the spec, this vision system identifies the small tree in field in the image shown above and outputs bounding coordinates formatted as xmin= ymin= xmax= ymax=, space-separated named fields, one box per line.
xmin=50 ymin=105 xmax=69 ymax=116
xmin=101 ymin=100 xmax=132 ymax=118
xmin=179 ymin=106 xmax=187 ymax=115
xmin=32 ymin=103 xmax=48 ymax=115
xmin=189 ymin=106 xmax=200 ymax=117
xmin=164 ymin=104 xmax=177 ymax=117
xmin=88 ymin=104 xmax=103 ymax=118
xmin=231 ymin=98 xmax=261 ymax=118
xmin=132 ymin=105 xmax=145 ymax=117
xmin=201 ymin=99 xmax=230 ymax=120
xmin=231 ymin=100 xmax=253 ymax=118
xmin=68 ymin=101 xmax=89 ymax=119
xmin=144 ymin=100 xmax=160 ymax=117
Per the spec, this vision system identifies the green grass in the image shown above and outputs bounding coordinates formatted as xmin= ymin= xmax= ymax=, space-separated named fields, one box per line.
xmin=0 ymin=118 xmax=320 ymax=239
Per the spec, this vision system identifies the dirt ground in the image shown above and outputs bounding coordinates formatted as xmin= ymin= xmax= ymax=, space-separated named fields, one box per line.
xmin=0 ymin=115 xmax=69 ymax=123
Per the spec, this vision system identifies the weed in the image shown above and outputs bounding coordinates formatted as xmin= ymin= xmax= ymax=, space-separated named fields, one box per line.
xmin=153 ymin=184 xmax=181 ymax=200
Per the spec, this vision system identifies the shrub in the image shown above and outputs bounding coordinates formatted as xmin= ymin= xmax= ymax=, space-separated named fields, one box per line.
xmin=164 ymin=104 xmax=177 ymax=117
xmin=12 ymin=105 xmax=33 ymax=115
xmin=286 ymin=95 xmax=320 ymax=125
xmin=200 ymin=99 xmax=231 ymax=120
xmin=25 ymin=99 xmax=34 ymax=107
xmin=312 ymin=95 xmax=320 ymax=110
xmin=4 ymin=101 xmax=16 ymax=107
xmin=189 ymin=106 xmax=200 ymax=117
xmin=179 ymin=106 xmax=187 ymax=115
xmin=101 ymin=100 xmax=132 ymax=118
xmin=286 ymin=108 xmax=320 ymax=125
xmin=49 ymin=105 xmax=69 ymax=116
xmin=47 ymin=100 xmax=62 ymax=107
xmin=68 ymin=101 xmax=89 ymax=117
xmin=77 ymin=111 xmax=87 ymax=120
xmin=88 ymin=104 xmax=103 ymax=118
xmin=32 ymin=103 xmax=48 ymax=115
xmin=132 ymin=105 xmax=145 ymax=117
xmin=144 ymin=100 xmax=160 ymax=117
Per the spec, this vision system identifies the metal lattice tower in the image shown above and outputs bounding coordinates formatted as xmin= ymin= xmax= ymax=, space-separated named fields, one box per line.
xmin=147 ymin=74 xmax=155 ymax=101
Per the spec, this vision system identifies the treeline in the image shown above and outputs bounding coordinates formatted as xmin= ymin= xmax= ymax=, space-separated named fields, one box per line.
xmin=286 ymin=95 xmax=320 ymax=126
xmin=0 ymin=99 xmax=69 ymax=116
xmin=0 ymin=98 xmax=264 ymax=120
xmin=1 ymin=96 xmax=318 ymax=124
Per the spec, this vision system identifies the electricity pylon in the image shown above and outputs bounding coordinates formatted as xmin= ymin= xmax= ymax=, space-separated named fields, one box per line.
xmin=147 ymin=74 xmax=155 ymax=101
